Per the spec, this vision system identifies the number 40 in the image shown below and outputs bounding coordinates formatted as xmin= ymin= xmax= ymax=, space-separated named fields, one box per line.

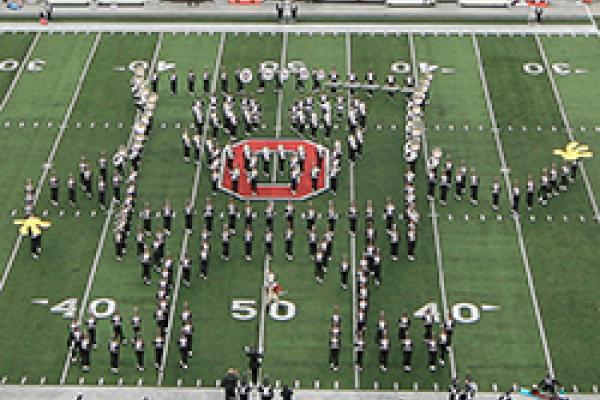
xmin=414 ymin=302 xmax=481 ymax=324
xmin=50 ymin=298 xmax=116 ymax=319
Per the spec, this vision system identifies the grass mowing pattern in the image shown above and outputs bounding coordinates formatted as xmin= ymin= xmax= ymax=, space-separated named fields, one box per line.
xmin=261 ymin=33 xmax=353 ymax=390
xmin=163 ymin=33 xmax=280 ymax=387
xmin=0 ymin=33 xmax=33 ymax=101
xmin=350 ymin=34 xmax=446 ymax=390
xmin=416 ymin=35 xmax=546 ymax=389
xmin=0 ymin=34 xmax=94 ymax=279
xmin=0 ymin=33 xmax=157 ymax=384
xmin=480 ymin=34 xmax=600 ymax=389
xmin=0 ymin=31 xmax=599 ymax=391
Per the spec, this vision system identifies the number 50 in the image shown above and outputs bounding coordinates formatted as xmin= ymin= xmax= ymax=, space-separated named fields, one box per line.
xmin=231 ymin=299 xmax=296 ymax=322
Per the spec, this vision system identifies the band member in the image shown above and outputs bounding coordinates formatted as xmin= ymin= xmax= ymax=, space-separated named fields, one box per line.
xmin=153 ymin=331 xmax=164 ymax=370
xmin=67 ymin=174 xmax=77 ymax=207
xmin=109 ymin=336 xmax=120 ymax=374
xmin=131 ymin=306 xmax=142 ymax=338
xmin=181 ymin=254 xmax=192 ymax=287
xmin=284 ymin=222 xmax=294 ymax=261
xmin=402 ymin=334 xmax=413 ymax=372
xmin=170 ymin=72 xmax=178 ymax=95
xmin=491 ymin=176 xmax=501 ymax=211
xmin=187 ymin=69 xmax=196 ymax=95
xmin=379 ymin=332 xmax=390 ymax=372
xmin=354 ymin=331 xmax=365 ymax=371
xmin=512 ymin=180 xmax=521 ymax=214
xmin=221 ymin=224 xmax=230 ymax=261
xmin=469 ymin=168 xmax=479 ymax=206
xmin=427 ymin=338 xmax=438 ymax=372
xmin=134 ymin=335 xmax=145 ymax=371
xmin=182 ymin=130 xmax=191 ymax=162
xmin=244 ymin=226 xmax=254 ymax=261
xmin=329 ymin=331 xmax=340 ymax=372
xmin=86 ymin=314 xmax=97 ymax=349
xmin=348 ymin=202 xmax=357 ymax=235
xmin=527 ymin=174 xmax=536 ymax=212
xmin=80 ymin=333 xmax=91 ymax=372
xmin=339 ymin=254 xmax=349 ymax=290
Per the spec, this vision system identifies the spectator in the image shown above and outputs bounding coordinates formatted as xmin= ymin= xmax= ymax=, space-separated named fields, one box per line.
xmin=221 ymin=368 xmax=239 ymax=400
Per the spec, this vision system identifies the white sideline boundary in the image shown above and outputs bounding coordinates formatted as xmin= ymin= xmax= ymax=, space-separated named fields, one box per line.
xmin=472 ymin=33 xmax=555 ymax=377
xmin=60 ymin=32 xmax=164 ymax=385
xmin=0 ymin=32 xmax=41 ymax=113
xmin=408 ymin=32 xmax=457 ymax=380
xmin=0 ymin=33 xmax=101 ymax=294
xmin=0 ymin=23 xmax=597 ymax=36
xmin=534 ymin=34 xmax=600 ymax=223
xmin=346 ymin=31 xmax=360 ymax=391
xmin=157 ymin=31 xmax=225 ymax=386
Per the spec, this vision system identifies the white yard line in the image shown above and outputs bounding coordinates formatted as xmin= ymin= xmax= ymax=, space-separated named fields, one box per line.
xmin=0 ymin=23 xmax=597 ymax=36
xmin=0 ymin=33 xmax=101 ymax=294
xmin=256 ymin=31 xmax=287 ymax=373
xmin=272 ymin=31 xmax=288 ymax=181
xmin=59 ymin=203 xmax=115 ymax=384
xmin=534 ymin=34 xmax=600 ymax=223
xmin=346 ymin=31 xmax=359 ymax=391
xmin=472 ymin=33 xmax=555 ymax=377
xmin=157 ymin=32 xmax=226 ymax=386
xmin=0 ymin=32 xmax=40 ymax=113
xmin=60 ymin=32 xmax=164 ymax=384
xmin=408 ymin=33 xmax=456 ymax=380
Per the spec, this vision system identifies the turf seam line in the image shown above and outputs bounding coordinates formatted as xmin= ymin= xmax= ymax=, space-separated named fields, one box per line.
xmin=0 ymin=32 xmax=101 ymax=294
xmin=346 ymin=31 xmax=359 ymax=391
xmin=409 ymin=32 xmax=457 ymax=380
xmin=0 ymin=32 xmax=40 ymax=113
xmin=157 ymin=31 xmax=225 ymax=386
xmin=472 ymin=33 xmax=555 ymax=378
xmin=534 ymin=34 xmax=600 ymax=223
xmin=0 ymin=24 xmax=598 ymax=36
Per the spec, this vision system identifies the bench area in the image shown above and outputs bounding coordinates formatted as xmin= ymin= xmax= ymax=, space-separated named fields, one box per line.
xmin=386 ymin=0 xmax=436 ymax=7
xmin=458 ymin=0 xmax=511 ymax=7
xmin=48 ymin=0 xmax=147 ymax=7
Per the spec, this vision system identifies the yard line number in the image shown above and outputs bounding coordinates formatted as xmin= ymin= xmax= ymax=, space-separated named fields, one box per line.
xmin=231 ymin=299 xmax=296 ymax=322
xmin=523 ymin=62 xmax=587 ymax=76
xmin=414 ymin=301 xmax=497 ymax=324
xmin=0 ymin=59 xmax=46 ymax=72
xmin=49 ymin=297 xmax=116 ymax=319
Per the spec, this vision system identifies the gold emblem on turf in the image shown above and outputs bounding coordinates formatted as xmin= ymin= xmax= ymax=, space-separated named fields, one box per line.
xmin=553 ymin=141 xmax=593 ymax=161
xmin=14 ymin=216 xmax=51 ymax=236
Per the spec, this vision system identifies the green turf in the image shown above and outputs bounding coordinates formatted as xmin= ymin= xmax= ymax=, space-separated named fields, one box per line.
xmin=261 ymin=33 xmax=354 ymax=390
xmin=0 ymin=30 xmax=599 ymax=391
xmin=163 ymin=33 xmax=281 ymax=387
xmin=349 ymin=34 xmax=447 ymax=390
xmin=0 ymin=33 xmax=157 ymax=384
xmin=0 ymin=33 xmax=34 ymax=101
xmin=0 ymin=33 xmax=95 ymax=280
xmin=416 ymin=35 xmax=547 ymax=390
xmin=479 ymin=34 xmax=600 ymax=390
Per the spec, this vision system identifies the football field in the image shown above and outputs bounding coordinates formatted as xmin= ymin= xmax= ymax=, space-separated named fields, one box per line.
xmin=1 ymin=25 xmax=600 ymax=394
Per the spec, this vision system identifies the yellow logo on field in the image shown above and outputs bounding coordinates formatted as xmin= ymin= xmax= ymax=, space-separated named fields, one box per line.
xmin=14 ymin=216 xmax=52 ymax=236
xmin=553 ymin=141 xmax=593 ymax=161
